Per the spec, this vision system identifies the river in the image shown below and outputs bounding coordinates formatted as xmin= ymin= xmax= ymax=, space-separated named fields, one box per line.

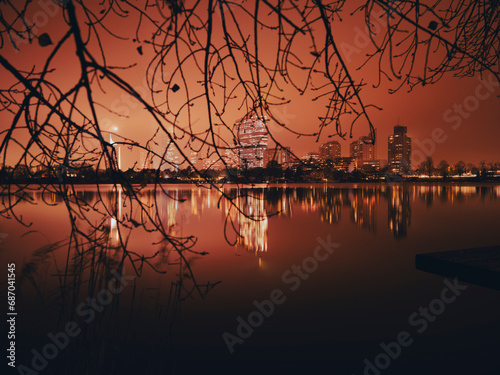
xmin=1 ymin=182 xmax=499 ymax=374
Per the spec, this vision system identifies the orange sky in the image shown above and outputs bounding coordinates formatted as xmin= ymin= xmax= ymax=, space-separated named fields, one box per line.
xmin=1 ymin=1 xmax=499 ymax=169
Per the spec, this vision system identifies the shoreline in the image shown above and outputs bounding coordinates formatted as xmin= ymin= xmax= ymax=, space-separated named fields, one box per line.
xmin=2 ymin=178 xmax=500 ymax=190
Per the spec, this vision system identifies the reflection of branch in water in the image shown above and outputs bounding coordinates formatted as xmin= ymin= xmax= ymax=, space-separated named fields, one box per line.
xmin=14 ymin=224 xmax=219 ymax=374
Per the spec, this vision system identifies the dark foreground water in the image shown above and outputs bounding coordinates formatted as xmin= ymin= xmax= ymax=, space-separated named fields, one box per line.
xmin=1 ymin=183 xmax=499 ymax=375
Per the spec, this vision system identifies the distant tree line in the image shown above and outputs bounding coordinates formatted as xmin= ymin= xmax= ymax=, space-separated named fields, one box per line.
xmin=2 ymin=156 xmax=499 ymax=184
xmin=416 ymin=157 xmax=500 ymax=179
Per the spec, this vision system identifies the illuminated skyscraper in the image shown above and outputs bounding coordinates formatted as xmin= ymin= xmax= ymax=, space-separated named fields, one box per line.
xmin=319 ymin=141 xmax=341 ymax=160
xmin=235 ymin=114 xmax=268 ymax=169
xmin=388 ymin=125 xmax=411 ymax=173
xmin=350 ymin=135 xmax=376 ymax=167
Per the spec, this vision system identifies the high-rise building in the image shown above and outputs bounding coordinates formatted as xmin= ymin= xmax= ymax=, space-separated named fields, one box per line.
xmin=319 ymin=141 xmax=341 ymax=160
xmin=350 ymin=135 xmax=376 ymax=167
xmin=235 ymin=114 xmax=268 ymax=169
xmin=388 ymin=125 xmax=411 ymax=173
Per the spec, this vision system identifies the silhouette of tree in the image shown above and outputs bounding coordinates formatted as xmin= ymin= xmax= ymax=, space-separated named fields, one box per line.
xmin=424 ymin=156 xmax=435 ymax=176
xmin=479 ymin=160 xmax=488 ymax=177
xmin=361 ymin=0 xmax=500 ymax=91
xmin=468 ymin=162 xmax=479 ymax=176
xmin=455 ymin=160 xmax=466 ymax=177
xmin=437 ymin=159 xmax=450 ymax=179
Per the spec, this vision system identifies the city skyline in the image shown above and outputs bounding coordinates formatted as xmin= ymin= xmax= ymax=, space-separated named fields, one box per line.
xmin=5 ymin=118 xmax=497 ymax=175
xmin=107 ymin=113 xmax=498 ymax=172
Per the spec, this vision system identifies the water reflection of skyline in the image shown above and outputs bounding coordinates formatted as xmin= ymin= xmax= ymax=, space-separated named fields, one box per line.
xmin=224 ymin=191 xmax=269 ymax=255
xmin=26 ymin=184 xmax=500 ymax=253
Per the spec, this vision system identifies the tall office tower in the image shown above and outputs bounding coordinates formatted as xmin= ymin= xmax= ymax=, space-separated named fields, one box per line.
xmin=350 ymin=135 xmax=376 ymax=167
xmin=319 ymin=141 xmax=341 ymax=160
xmin=388 ymin=125 xmax=412 ymax=173
xmin=235 ymin=113 xmax=268 ymax=169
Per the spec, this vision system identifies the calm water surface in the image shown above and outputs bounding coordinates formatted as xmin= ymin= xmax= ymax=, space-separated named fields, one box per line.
xmin=1 ymin=183 xmax=499 ymax=375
